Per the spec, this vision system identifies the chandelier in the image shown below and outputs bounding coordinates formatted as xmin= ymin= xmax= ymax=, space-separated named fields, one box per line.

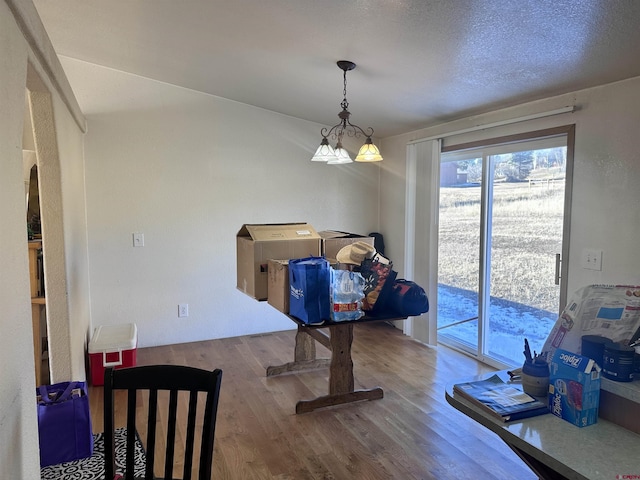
xmin=311 ymin=61 xmax=383 ymax=164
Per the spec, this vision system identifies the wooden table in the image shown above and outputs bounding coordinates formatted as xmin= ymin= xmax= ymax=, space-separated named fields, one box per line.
xmin=446 ymin=371 xmax=640 ymax=480
xmin=266 ymin=315 xmax=403 ymax=414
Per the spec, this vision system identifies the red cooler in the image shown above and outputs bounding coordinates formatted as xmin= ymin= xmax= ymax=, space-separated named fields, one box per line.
xmin=88 ymin=323 xmax=138 ymax=385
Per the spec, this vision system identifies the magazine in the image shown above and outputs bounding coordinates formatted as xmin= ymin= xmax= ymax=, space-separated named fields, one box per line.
xmin=453 ymin=374 xmax=549 ymax=422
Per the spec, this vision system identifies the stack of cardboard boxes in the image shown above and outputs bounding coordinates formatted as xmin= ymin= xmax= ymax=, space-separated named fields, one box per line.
xmin=236 ymin=223 xmax=373 ymax=314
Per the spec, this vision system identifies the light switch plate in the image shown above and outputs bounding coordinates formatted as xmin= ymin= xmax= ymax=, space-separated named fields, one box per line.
xmin=581 ymin=248 xmax=602 ymax=271
xmin=133 ymin=233 xmax=144 ymax=247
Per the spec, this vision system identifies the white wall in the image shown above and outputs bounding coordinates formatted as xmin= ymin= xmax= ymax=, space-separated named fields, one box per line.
xmin=380 ymin=76 xmax=640 ymax=344
xmin=42 ymin=85 xmax=92 ymax=382
xmin=1 ymin=0 xmax=88 ymax=476
xmin=60 ymin=57 xmax=381 ymax=348
xmin=0 ymin=6 xmax=39 ymax=474
xmin=25 ymin=76 xmax=91 ymax=384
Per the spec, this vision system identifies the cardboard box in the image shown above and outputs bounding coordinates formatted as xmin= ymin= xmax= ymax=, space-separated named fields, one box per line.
xmin=88 ymin=323 xmax=138 ymax=386
xmin=267 ymin=259 xmax=290 ymax=313
xmin=237 ymin=223 xmax=321 ymax=300
xmin=548 ymin=348 xmax=601 ymax=427
xmin=319 ymin=230 xmax=375 ymax=263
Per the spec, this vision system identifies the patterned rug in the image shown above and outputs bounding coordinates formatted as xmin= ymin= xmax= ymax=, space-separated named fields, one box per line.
xmin=41 ymin=427 xmax=146 ymax=480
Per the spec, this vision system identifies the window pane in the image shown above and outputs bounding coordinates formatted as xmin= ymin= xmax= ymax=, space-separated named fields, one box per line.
xmin=485 ymin=147 xmax=566 ymax=364
xmin=437 ymin=157 xmax=482 ymax=352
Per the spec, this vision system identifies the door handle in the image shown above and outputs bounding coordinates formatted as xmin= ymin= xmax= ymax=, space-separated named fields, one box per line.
xmin=555 ymin=253 xmax=561 ymax=285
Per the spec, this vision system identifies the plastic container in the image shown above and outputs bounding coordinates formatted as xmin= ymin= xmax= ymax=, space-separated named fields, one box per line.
xmin=521 ymin=359 xmax=550 ymax=397
xmin=581 ymin=335 xmax=613 ymax=368
xmin=602 ymin=343 xmax=635 ymax=382
xmin=88 ymin=323 xmax=138 ymax=385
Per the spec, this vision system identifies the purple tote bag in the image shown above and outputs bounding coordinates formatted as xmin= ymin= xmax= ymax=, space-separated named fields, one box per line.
xmin=37 ymin=381 xmax=93 ymax=467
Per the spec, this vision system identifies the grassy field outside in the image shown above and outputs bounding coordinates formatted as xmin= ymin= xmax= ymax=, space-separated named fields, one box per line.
xmin=437 ymin=171 xmax=565 ymax=363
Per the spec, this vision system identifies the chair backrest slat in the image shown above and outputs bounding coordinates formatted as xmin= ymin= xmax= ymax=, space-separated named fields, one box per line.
xmin=125 ymin=390 xmax=138 ymax=480
xmin=104 ymin=378 xmax=116 ymax=478
xmin=183 ymin=391 xmax=199 ymax=480
xmin=146 ymin=389 xmax=159 ymax=480
xmin=164 ymin=389 xmax=179 ymax=479
xmin=103 ymin=365 xmax=222 ymax=480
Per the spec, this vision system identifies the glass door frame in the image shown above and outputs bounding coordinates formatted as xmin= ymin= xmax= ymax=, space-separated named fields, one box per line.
xmin=437 ymin=125 xmax=575 ymax=368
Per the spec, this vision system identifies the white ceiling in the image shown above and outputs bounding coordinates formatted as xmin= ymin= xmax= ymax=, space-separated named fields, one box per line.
xmin=33 ymin=0 xmax=640 ymax=138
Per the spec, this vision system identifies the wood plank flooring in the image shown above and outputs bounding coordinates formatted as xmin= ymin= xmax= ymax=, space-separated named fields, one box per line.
xmin=88 ymin=322 xmax=536 ymax=479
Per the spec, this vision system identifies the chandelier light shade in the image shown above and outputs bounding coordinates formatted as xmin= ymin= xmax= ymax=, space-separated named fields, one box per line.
xmin=327 ymin=140 xmax=353 ymax=164
xmin=355 ymin=137 xmax=383 ymax=162
xmin=311 ymin=137 xmax=338 ymax=162
xmin=311 ymin=60 xmax=383 ymax=164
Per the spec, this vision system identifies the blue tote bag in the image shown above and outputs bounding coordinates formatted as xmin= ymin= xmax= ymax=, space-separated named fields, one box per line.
xmin=289 ymin=256 xmax=330 ymax=324
xmin=37 ymin=381 xmax=94 ymax=467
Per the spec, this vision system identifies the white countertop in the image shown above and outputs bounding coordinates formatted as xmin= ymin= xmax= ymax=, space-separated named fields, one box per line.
xmin=446 ymin=371 xmax=640 ymax=480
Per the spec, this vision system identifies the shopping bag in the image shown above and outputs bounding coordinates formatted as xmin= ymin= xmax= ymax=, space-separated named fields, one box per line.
xmin=37 ymin=381 xmax=94 ymax=467
xmin=289 ymin=256 xmax=330 ymax=324
xmin=389 ymin=279 xmax=429 ymax=316
xmin=360 ymin=259 xmax=397 ymax=314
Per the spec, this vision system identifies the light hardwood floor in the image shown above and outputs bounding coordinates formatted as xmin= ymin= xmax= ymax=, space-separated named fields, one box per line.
xmin=88 ymin=322 xmax=536 ymax=479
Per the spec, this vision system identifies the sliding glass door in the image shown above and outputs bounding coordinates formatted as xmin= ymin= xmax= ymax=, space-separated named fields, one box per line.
xmin=437 ymin=135 xmax=570 ymax=367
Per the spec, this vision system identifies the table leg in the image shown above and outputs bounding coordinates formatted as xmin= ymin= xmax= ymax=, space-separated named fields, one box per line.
xmin=295 ymin=324 xmax=383 ymax=414
xmin=266 ymin=327 xmax=330 ymax=377
xmin=328 ymin=324 xmax=354 ymax=395
xmin=295 ymin=327 xmax=316 ymax=361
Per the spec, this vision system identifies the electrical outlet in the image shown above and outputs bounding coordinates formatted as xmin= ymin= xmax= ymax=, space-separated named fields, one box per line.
xmin=581 ymin=248 xmax=602 ymax=271
xmin=178 ymin=304 xmax=189 ymax=317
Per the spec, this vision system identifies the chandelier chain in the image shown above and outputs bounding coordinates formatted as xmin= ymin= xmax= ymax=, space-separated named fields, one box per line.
xmin=341 ymin=68 xmax=349 ymax=110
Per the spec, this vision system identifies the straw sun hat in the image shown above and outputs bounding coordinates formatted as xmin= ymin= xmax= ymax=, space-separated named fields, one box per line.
xmin=336 ymin=241 xmax=376 ymax=265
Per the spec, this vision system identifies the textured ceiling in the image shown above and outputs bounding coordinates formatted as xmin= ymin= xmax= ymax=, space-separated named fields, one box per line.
xmin=33 ymin=0 xmax=640 ymax=137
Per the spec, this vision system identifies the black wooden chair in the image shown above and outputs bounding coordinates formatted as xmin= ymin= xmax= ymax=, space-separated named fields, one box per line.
xmin=103 ymin=365 xmax=223 ymax=480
